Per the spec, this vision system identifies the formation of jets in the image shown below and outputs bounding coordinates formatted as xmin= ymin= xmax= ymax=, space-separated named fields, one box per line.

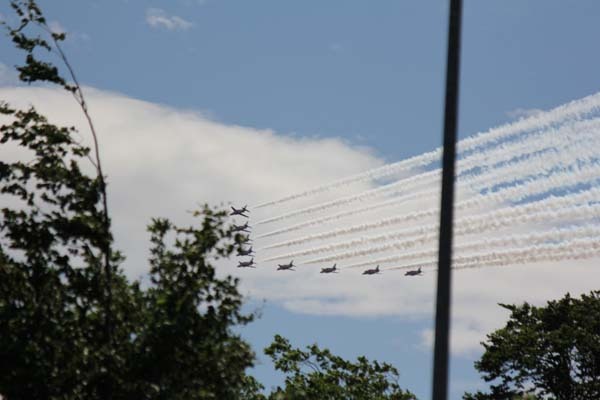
xmin=231 ymin=205 xmax=425 ymax=276
xmin=232 ymin=205 xmax=255 ymax=268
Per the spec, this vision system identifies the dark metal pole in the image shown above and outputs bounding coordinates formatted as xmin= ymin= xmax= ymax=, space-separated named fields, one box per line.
xmin=432 ymin=0 xmax=462 ymax=399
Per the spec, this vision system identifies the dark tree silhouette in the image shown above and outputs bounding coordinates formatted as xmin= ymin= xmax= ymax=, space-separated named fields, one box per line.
xmin=465 ymin=292 xmax=600 ymax=400
xmin=0 ymin=2 xmax=255 ymax=399
xmin=0 ymin=2 xmax=417 ymax=400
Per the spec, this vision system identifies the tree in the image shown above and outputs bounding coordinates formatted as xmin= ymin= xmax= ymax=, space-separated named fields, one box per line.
xmin=0 ymin=1 xmax=255 ymax=399
xmin=261 ymin=335 xmax=416 ymax=400
xmin=464 ymin=291 xmax=600 ymax=400
xmin=1 ymin=2 xmax=418 ymax=399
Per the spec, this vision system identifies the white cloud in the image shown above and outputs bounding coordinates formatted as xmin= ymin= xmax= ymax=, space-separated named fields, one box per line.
xmin=145 ymin=8 xmax=193 ymax=31
xmin=1 ymin=86 xmax=599 ymax=359
xmin=0 ymin=85 xmax=381 ymax=278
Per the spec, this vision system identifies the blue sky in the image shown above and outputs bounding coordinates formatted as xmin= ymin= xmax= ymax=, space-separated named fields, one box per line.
xmin=2 ymin=1 xmax=600 ymax=398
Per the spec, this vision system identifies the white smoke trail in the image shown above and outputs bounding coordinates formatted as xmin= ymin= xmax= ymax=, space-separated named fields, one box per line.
xmin=256 ymin=119 xmax=600 ymax=227
xmin=261 ymin=202 xmax=600 ymax=264
xmin=386 ymin=237 xmax=600 ymax=272
xmin=333 ymin=225 xmax=600 ymax=269
xmin=255 ymin=169 xmax=439 ymax=225
xmin=260 ymin=186 xmax=600 ymax=253
xmin=256 ymin=138 xmax=600 ymax=238
xmin=256 ymin=187 xmax=436 ymax=234
xmin=296 ymin=201 xmax=600 ymax=264
xmin=254 ymin=92 xmax=600 ymax=209
xmin=255 ymin=195 xmax=432 ymax=239
xmin=452 ymin=248 xmax=600 ymax=271
xmin=386 ymin=248 xmax=600 ymax=273
xmin=259 ymin=192 xmax=600 ymax=262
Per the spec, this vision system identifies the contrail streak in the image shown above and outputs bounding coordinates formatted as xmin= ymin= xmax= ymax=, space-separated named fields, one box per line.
xmin=298 ymin=201 xmax=600 ymax=264
xmin=386 ymin=237 xmax=600 ymax=272
xmin=259 ymin=193 xmax=600 ymax=262
xmin=452 ymin=248 xmax=600 ymax=271
xmin=335 ymin=225 xmax=600 ymax=269
xmin=254 ymin=92 xmax=600 ymax=209
xmin=259 ymin=186 xmax=600 ymax=253
xmin=255 ymin=170 xmax=438 ymax=226
xmin=256 ymin=119 xmax=600 ymax=227
xmin=256 ymin=137 xmax=600 ymax=238
xmin=255 ymin=194 xmax=435 ymax=239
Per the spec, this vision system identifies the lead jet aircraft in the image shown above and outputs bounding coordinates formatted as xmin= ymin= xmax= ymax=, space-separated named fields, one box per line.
xmin=237 ymin=246 xmax=254 ymax=256
xmin=320 ymin=264 xmax=338 ymax=274
xmin=277 ymin=260 xmax=295 ymax=271
xmin=230 ymin=205 xmax=249 ymax=217
xmin=237 ymin=258 xmax=255 ymax=268
xmin=362 ymin=265 xmax=380 ymax=275
xmin=232 ymin=222 xmax=251 ymax=233
xmin=404 ymin=267 xmax=423 ymax=276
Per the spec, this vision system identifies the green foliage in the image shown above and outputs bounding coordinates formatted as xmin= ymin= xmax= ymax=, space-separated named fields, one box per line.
xmin=464 ymin=292 xmax=600 ymax=400
xmin=0 ymin=87 xmax=257 ymax=399
xmin=0 ymin=1 xmax=256 ymax=399
xmin=262 ymin=335 xmax=416 ymax=400
xmin=0 ymin=97 xmax=125 ymax=399
xmin=0 ymin=2 xmax=417 ymax=400
xmin=4 ymin=1 xmax=71 ymax=89
xmin=127 ymin=213 xmax=256 ymax=399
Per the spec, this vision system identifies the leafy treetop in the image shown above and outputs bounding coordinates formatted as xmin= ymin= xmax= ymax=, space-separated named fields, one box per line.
xmin=464 ymin=291 xmax=600 ymax=400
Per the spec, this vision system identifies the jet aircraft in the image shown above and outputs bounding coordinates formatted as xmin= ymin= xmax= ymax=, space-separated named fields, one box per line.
xmin=362 ymin=265 xmax=380 ymax=275
xmin=232 ymin=222 xmax=251 ymax=233
xmin=320 ymin=264 xmax=338 ymax=274
xmin=237 ymin=246 xmax=254 ymax=256
xmin=230 ymin=205 xmax=249 ymax=217
xmin=277 ymin=260 xmax=295 ymax=271
xmin=237 ymin=258 xmax=255 ymax=268
xmin=404 ymin=267 xmax=423 ymax=276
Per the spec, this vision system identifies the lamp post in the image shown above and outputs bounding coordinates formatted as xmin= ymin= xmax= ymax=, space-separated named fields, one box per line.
xmin=432 ymin=0 xmax=463 ymax=399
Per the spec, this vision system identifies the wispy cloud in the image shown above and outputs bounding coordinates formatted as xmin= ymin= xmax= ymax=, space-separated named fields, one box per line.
xmin=145 ymin=8 xmax=193 ymax=31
